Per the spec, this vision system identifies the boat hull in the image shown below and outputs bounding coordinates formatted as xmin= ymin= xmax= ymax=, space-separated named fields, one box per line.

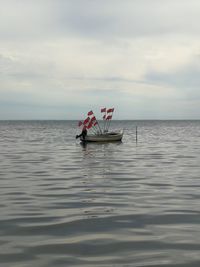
xmin=80 ymin=131 xmax=123 ymax=142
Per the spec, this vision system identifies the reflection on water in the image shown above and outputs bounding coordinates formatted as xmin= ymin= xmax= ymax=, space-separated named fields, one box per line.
xmin=1 ymin=120 xmax=200 ymax=266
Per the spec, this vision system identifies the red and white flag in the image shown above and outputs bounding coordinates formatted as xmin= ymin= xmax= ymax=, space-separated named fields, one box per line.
xmin=78 ymin=121 xmax=83 ymax=127
xmin=87 ymin=110 xmax=93 ymax=116
xmin=87 ymin=120 xmax=93 ymax=129
xmin=106 ymin=115 xmax=112 ymax=120
xmin=91 ymin=116 xmax=96 ymax=122
xmin=83 ymin=117 xmax=90 ymax=125
xmin=101 ymin=107 xmax=106 ymax=113
xmin=107 ymin=108 xmax=114 ymax=113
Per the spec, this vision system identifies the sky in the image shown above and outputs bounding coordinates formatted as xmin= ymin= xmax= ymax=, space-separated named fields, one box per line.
xmin=0 ymin=0 xmax=200 ymax=120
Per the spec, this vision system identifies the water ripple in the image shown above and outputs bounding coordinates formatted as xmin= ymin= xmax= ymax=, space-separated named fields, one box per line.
xmin=1 ymin=120 xmax=200 ymax=266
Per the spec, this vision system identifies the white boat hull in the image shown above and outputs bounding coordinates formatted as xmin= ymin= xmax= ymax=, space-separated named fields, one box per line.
xmin=81 ymin=130 xmax=123 ymax=142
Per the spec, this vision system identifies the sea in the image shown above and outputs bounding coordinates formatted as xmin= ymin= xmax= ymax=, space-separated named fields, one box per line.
xmin=0 ymin=120 xmax=200 ymax=267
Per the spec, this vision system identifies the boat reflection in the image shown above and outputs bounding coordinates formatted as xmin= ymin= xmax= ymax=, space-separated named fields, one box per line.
xmin=80 ymin=140 xmax=122 ymax=151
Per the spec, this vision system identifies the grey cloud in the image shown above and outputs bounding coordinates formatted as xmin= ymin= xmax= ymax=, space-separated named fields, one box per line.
xmin=1 ymin=0 xmax=200 ymax=119
xmin=0 ymin=51 xmax=56 ymax=82
xmin=71 ymin=75 xmax=143 ymax=84
xmin=145 ymin=57 xmax=200 ymax=99
xmin=0 ymin=0 xmax=55 ymax=40
xmin=54 ymin=0 xmax=200 ymax=38
xmin=1 ymin=0 xmax=200 ymax=41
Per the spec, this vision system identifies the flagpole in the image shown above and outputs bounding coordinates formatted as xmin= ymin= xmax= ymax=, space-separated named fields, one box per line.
xmin=93 ymin=122 xmax=99 ymax=134
xmin=107 ymin=111 xmax=113 ymax=131
xmin=100 ymin=108 xmax=106 ymax=133
xmin=89 ymin=126 xmax=96 ymax=134
xmin=105 ymin=117 xmax=108 ymax=132
xmin=91 ymin=122 xmax=98 ymax=134
xmin=89 ymin=119 xmax=98 ymax=134
xmin=105 ymin=117 xmax=109 ymax=132
xmin=103 ymin=112 xmax=106 ymax=133
xmin=96 ymin=120 xmax=102 ymax=134
xmin=93 ymin=119 xmax=100 ymax=134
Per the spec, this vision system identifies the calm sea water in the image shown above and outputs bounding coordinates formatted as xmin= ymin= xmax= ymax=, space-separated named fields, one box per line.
xmin=1 ymin=120 xmax=200 ymax=267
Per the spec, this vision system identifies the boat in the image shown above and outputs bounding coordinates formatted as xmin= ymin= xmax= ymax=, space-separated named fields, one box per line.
xmin=77 ymin=107 xmax=124 ymax=142
xmin=80 ymin=130 xmax=123 ymax=142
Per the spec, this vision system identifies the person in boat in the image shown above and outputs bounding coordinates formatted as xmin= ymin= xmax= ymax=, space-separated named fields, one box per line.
xmin=76 ymin=126 xmax=87 ymax=140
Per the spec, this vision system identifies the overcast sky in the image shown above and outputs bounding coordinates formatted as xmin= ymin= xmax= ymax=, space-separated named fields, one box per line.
xmin=1 ymin=0 xmax=200 ymax=119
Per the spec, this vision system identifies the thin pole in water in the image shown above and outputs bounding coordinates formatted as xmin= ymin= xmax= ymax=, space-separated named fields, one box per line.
xmin=136 ymin=126 xmax=138 ymax=142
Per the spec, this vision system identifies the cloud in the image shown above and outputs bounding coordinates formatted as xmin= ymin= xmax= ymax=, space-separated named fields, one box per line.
xmin=0 ymin=0 xmax=55 ymax=40
xmin=1 ymin=0 xmax=200 ymax=41
xmin=145 ymin=56 xmax=200 ymax=99
xmin=1 ymin=0 xmax=200 ymax=119
xmin=53 ymin=0 xmax=200 ymax=38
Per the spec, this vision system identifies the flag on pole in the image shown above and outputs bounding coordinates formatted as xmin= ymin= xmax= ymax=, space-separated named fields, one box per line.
xmin=87 ymin=110 xmax=93 ymax=116
xmin=78 ymin=121 xmax=83 ymax=127
xmin=106 ymin=115 xmax=112 ymax=120
xmin=83 ymin=117 xmax=90 ymax=125
xmin=107 ymin=108 xmax=114 ymax=113
xmin=87 ymin=120 xmax=93 ymax=129
xmin=91 ymin=116 xmax=96 ymax=122
xmin=101 ymin=107 xmax=106 ymax=113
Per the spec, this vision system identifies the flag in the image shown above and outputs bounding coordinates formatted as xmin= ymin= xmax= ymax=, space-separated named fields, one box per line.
xmin=78 ymin=121 xmax=83 ymax=127
xmin=94 ymin=121 xmax=97 ymax=126
xmin=101 ymin=107 xmax=106 ymax=113
xmin=83 ymin=117 xmax=90 ymax=125
xmin=87 ymin=110 xmax=93 ymax=116
xmin=106 ymin=115 xmax=112 ymax=120
xmin=107 ymin=108 xmax=114 ymax=113
xmin=87 ymin=120 xmax=93 ymax=129
xmin=91 ymin=116 xmax=96 ymax=122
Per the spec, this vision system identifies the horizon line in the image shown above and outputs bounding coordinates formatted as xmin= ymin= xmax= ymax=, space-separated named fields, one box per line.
xmin=0 ymin=119 xmax=200 ymax=121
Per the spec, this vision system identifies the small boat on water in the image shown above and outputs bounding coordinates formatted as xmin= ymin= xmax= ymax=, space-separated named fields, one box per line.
xmin=77 ymin=107 xmax=123 ymax=142
xmin=80 ymin=130 xmax=123 ymax=142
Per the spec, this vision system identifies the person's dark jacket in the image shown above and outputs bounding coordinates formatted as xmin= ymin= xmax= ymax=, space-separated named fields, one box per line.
xmin=76 ymin=128 xmax=87 ymax=140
